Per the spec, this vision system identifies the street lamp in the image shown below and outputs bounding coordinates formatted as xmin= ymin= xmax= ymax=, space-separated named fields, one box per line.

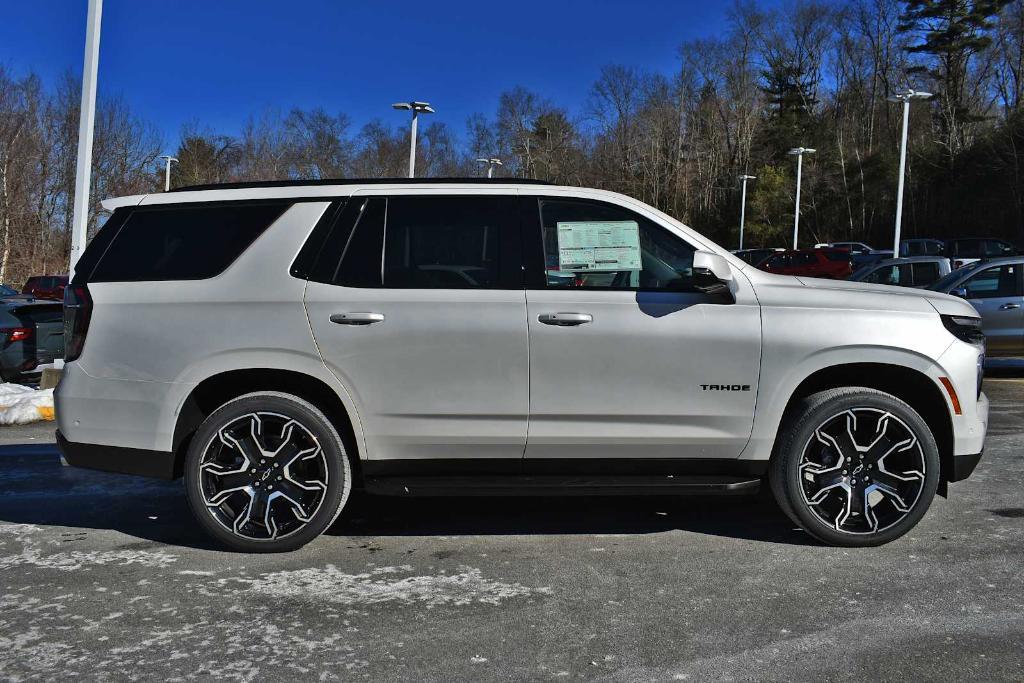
xmin=738 ymin=174 xmax=756 ymax=250
xmin=159 ymin=155 xmax=178 ymax=192
xmin=887 ymin=88 xmax=932 ymax=255
xmin=392 ymin=101 xmax=434 ymax=178
xmin=69 ymin=0 xmax=103 ymax=275
xmin=476 ymin=157 xmax=502 ymax=178
xmin=787 ymin=147 xmax=816 ymax=249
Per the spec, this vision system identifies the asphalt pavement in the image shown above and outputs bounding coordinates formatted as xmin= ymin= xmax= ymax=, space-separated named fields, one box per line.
xmin=0 ymin=380 xmax=1022 ymax=681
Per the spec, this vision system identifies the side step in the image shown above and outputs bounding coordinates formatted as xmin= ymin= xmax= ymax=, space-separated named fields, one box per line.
xmin=363 ymin=474 xmax=761 ymax=497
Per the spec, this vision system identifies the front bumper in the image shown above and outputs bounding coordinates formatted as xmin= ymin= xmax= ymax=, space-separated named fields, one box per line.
xmin=57 ymin=430 xmax=177 ymax=479
xmin=942 ymin=451 xmax=983 ymax=483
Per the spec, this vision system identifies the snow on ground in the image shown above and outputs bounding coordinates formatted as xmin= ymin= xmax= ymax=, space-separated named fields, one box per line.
xmin=0 ymin=384 xmax=54 ymax=424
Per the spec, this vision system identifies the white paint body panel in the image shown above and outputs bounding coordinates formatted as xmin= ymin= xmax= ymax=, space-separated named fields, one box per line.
xmin=58 ymin=183 xmax=988 ymax=469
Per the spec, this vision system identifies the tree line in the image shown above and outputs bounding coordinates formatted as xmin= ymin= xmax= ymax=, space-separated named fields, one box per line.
xmin=1 ymin=0 xmax=1023 ymax=287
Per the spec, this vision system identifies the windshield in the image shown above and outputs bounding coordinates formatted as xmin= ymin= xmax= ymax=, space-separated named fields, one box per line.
xmin=928 ymin=262 xmax=983 ymax=291
xmin=850 ymin=264 xmax=876 ymax=281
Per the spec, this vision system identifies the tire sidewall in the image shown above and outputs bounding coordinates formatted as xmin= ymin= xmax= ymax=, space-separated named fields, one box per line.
xmin=777 ymin=389 xmax=940 ymax=547
xmin=184 ymin=392 xmax=351 ymax=553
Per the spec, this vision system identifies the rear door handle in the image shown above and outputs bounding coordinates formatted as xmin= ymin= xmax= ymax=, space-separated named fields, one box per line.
xmin=999 ymin=303 xmax=1021 ymax=310
xmin=330 ymin=312 xmax=384 ymax=325
xmin=538 ymin=312 xmax=593 ymax=326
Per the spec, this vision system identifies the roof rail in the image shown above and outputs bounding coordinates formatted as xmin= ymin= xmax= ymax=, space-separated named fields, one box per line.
xmin=170 ymin=177 xmax=554 ymax=192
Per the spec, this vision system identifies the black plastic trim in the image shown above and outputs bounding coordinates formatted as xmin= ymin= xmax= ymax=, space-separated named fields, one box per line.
xmin=57 ymin=431 xmax=177 ymax=480
xmin=172 ymin=177 xmax=554 ymax=193
xmin=364 ymin=474 xmax=761 ymax=497
xmin=943 ymin=451 xmax=983 ymax=483
xmin=362 ymin=458 xmax=769 ymax=478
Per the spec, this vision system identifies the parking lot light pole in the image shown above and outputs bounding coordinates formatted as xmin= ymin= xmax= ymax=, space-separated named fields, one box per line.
xmin=476 ymin=157 xmax=502 ymax=178
xmin=392 ymin=101 xmax=434 ymax=178
xmin=887 ymin=89 xmax=932 ymax=255
xmin=787 ymin=147 xmax=815 ymax=249
xmin=159 ymin=155 xmax=178 ymax=192
xmin=69 ymin=0 xmax=103 ymax=275
xmin=738 ymin=174 xmax=756 ymax=250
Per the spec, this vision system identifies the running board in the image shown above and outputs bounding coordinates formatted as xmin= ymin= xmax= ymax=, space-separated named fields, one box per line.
xmin=363 ymin=474 xmax=761 ymax=497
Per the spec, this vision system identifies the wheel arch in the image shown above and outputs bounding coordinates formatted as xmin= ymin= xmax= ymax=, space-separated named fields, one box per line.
xmin=772 ymin=362 xmax=954 ymax=481
xmin=171 ymin=368 xmax=362 ymax=483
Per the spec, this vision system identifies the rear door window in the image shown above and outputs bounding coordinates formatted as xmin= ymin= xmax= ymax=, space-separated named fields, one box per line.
xmin=309 ymin=195 xmax=522 ymax=289
xmin=87 ymin=201 xmax=291 ymax=282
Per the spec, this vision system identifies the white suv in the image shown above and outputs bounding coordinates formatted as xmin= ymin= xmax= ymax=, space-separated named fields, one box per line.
xmin=56 ymin=180 xmax=989 ymax=551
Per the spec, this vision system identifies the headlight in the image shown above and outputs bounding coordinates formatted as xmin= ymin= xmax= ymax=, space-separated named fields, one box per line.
xmin=941 ymin=314 xmax=985 ymax=347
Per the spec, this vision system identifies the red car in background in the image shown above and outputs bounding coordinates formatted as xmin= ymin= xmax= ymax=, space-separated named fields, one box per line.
xmin=758 ymin=248 xmax=853 ymax=279
xmin=22 ymin=275 xmax=69 ymax=301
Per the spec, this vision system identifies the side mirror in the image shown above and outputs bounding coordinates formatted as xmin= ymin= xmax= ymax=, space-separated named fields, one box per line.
xmin=692 ymin=250 xmax=734 ymax=302
xmin=693 ymin=250 xmax=733 ymax=282
xmin=952 ymin=287 xmax=969 ymax=299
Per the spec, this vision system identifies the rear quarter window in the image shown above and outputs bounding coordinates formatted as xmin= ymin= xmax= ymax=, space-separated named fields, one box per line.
xmin=86 ymin=201 xmax=291 ymax=282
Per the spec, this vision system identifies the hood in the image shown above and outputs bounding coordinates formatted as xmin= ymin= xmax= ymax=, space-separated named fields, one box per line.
xmin=792 ymin=276 xmax=977 ymax=317
xmin=743 ymin=269 xmax=978 ymax=317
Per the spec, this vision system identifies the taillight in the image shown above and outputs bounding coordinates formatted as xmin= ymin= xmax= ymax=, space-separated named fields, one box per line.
xmin=64 ymin=284 xmax=93 ymax=361
xmin=0 ymin=327 xmax=33 ymax=346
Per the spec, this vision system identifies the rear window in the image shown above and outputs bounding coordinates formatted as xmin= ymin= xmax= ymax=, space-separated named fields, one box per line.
xmin=13 ymin=305 xmax=63 ymax=325
xmin=822 ymin=251 xmax=851 ymax=262
xmin=86 ymin=202 xmax=290 ymax=282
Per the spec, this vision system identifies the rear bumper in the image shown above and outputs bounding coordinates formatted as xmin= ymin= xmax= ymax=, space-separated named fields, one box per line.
xmin=57 ymin=430 xmax=177 ymax=480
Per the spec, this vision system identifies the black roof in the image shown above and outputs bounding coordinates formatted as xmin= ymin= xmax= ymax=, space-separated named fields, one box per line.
xmin=171 ymin=177 xmax=554 ymax=193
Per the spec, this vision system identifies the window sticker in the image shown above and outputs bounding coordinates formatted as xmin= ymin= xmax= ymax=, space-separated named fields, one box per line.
xmin=556 ymin=221 xmax=642 ymax=272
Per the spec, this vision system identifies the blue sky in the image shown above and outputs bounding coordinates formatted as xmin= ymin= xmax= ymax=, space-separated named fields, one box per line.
xmin=1 ymin=1 xmax=778 ymax=147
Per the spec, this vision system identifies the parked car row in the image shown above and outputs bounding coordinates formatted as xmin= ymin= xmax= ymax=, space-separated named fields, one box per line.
xmin=731 ymin=242 xmax=1022 ymax=358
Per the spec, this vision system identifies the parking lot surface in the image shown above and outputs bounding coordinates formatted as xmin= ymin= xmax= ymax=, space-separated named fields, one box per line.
xmin=1 ymin=380 xmax=1022 ymax=681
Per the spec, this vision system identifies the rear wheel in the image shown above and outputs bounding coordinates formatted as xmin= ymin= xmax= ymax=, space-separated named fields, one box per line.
xmin=184 ymin=392 xmax=351 ymax=552
xmin=770 ymin=387 xmax=940 ymax=547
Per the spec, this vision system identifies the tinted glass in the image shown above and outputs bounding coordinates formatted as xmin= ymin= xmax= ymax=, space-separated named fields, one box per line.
xmin=963 ymin=264 xmax=1021 ymax=298
xmin=71 ymin=207 xmax=132 ymax=283
xmin=910 ymin=261 xmax=940 ymax=285
xmin=314 ymin=197 xmax=387 ymax=287
xmin=984 ymin=240 xmax=1013 ymax=257
xmin=539 ymin=198 xmax=695 ymax=290
xmin=89 ymin=202 xmax=289 ymax=282
xmin=862 ymin=266 xmax=898 ymax=285
xmin=952 ymin=239 xmax=984 ymax=258
xmin=823 ymin=251 xmax=851 ymax=262
xmin=791 ymin=253 xmax=815 ymax=266
xmin=382 ymin=196 xmax=512 ymax=289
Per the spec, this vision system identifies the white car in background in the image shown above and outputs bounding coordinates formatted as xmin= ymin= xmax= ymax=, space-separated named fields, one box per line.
xmin=56 ymin=179 xmax=988 ymax=551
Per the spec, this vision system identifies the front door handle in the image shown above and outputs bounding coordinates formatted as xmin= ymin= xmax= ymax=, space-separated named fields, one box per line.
xmin=330 ymin=312 xmax=384 ymax=325
xmin=999 ymin=303 xmax=1021 ymax=310
xmin=538 ymin=312 xmax=593 ymax=326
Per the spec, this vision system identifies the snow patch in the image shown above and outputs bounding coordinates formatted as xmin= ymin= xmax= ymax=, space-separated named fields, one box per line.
xmin=241 ymin=564 xmax=551 ymax=607
xmin=0 ymin=523 xmax=177 ymax=571
xmin=0 ymin=384 xmax=54 ymax=424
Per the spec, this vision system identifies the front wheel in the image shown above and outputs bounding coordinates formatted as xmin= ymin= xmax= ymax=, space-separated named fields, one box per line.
xmin=770 ymin=387 xmax=940 ymax=547
xmin=184 ymin=392 xmax=352 ymax=552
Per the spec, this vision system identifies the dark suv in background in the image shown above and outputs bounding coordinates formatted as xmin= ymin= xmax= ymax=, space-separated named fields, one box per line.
xmin=0 ymin=296 xmax=63 ymax=382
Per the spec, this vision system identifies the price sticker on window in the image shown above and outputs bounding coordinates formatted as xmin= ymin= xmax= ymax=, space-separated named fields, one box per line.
xmin=556 ymin=221 xmax=642 ymax=272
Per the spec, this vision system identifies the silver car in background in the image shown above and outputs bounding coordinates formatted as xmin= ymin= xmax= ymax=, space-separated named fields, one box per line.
xmin=930 ymin=256 xmax=1024 ymax=357
xmin=851 ymin=256 xmax=952 ymax=289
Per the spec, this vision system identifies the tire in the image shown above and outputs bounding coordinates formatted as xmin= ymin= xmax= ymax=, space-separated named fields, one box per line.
xmin=184 ymin=391 xmax=352 ymax=552
xmin=769 ymin=387 xmax=940 ymax=547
